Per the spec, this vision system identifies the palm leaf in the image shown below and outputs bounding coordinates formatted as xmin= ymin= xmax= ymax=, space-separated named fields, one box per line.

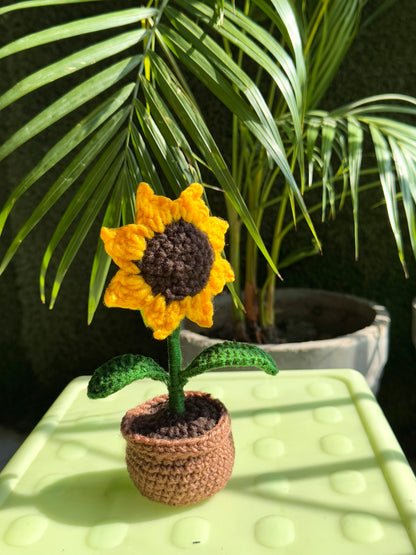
xmin=0 ymin=1 xmax=109 ymax=16
xmin=129 ymin=124 xmax=164 ymax=195
xmin=0 ymin=105 xmax=130 ymax=279
xmin=49 ymin=149 xmax=125 ymax=308
xmin=306 ymin=116 xmax=322 ymax=186
xmin=254 ymin=0 xmax=306 ymax=88
xmin=158 ymin=22 xmax=321 ymax=251
xmin=0 ymin=31 xmax=146 ymax=111
xmin=40 ymin=131 xmax=126 ymax=301
xmin=304 ymin=0 xmax=363 ymax=109
xmin=162 ymin=9 xmax=285 ymax=151
xmin=0 ymin=8 xmax=156 ymax=59
xmin=173 ymin=0 xmax=304 ymax=143
xmin=135 ymin=99 xmax=194 ymax=196
xmin=136 ymin=81 xmax=199 ymax=189
xmin=149 ymin=52 xmax=282 ymax=275
xmin=0 ymin=86 xmax=133 ymax=236
xmin=140 ymin=77 xmax=203 ymax=183
xmin=302 ymin=96 xmax=416 ymax=271
xmin=334 ymin=94 xmax=416 ymax=117
xmin=88 ymin=169 xmax=125 ymax=323
xmin=347 ymin=117 xmax=364 ymax=258
xmin=0 ymin=56 xmax=140 ymax=163
xmin=364 ymin=117 xmax=416 ymax=152
xmin=116 ymin=153 xmax=138 ymax=227
xmin=320 ymin=118 xmax=337 ymax=219
xmin=388 ymin=138 xmax=416 ymax=260
xmin=369 ymin=124 xmax=407 ymax=275
xmin=4 ymin=0 xmax=392 ymax=320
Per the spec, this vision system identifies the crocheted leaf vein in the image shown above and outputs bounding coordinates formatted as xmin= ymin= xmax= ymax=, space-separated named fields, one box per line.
xmin=87 ymin=354 xmax=168 ymax=399
xmin=181 ymin=342 xmax=279 ymax=382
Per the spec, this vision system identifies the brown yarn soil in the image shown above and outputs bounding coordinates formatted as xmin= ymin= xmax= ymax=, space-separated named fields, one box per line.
xmin=128 ymin=394 xmax=221 ymax=440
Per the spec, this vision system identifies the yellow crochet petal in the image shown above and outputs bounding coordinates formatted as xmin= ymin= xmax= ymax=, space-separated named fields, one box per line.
xmin=198 ymin=216 xmax=229 ymax=252
xmin=179 ymin=183 xmax=204 ymax=206
xmin=205 ymin=256 xmax=235 ymax=296
xmin=142 ymin=297 xmax=187 ymax=340
xmin=186 ymin=290 xmax=214 ymax=328
xmin=100 ymin=225 xmax=148 ymax=273
xmin=172 ymin=183 xmax=209 ymax=224
xmin=103 ymin=270 xmax=152 ymax=310
xmin=135 ymin=182 xmax=174 ymax=232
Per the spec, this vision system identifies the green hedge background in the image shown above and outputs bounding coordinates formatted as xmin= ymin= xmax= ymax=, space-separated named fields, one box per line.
xmin=0 ymin=1 xmax=415 ymax=464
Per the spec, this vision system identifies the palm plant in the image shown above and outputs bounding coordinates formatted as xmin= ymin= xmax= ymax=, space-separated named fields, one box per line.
xmin=0 ymin=0 xmax=414 ymax=342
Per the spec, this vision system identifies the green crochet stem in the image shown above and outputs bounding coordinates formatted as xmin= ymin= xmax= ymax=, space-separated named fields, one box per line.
xmin=167 ymin=326 xmax=185 ymax=413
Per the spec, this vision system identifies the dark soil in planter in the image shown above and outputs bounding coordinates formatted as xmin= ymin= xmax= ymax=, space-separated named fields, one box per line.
xmin=204 ymin=313 xmax=371 ymax=344
xmin=128 ymin=394 xmax=220 ymax=440
xmin=196 ymin=291 xmax=376 ymax=344
xmin=205 ymin=316 xmax=331 ymax=344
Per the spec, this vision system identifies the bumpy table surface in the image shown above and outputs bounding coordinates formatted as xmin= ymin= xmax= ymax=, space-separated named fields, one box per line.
xmin=0 ymin=369 xmax=415 ymax=554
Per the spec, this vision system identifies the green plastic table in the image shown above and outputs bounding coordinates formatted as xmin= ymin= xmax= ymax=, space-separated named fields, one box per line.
xmin=0 ymin=369 xmax=415 ymax=554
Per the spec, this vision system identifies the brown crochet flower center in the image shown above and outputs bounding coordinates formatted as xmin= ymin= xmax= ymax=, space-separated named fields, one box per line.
xmin=137 ymin=219 xmax=214 ymax=304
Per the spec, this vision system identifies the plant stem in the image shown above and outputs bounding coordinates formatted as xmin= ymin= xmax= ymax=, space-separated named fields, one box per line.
xmin=225 ymin=191 xmax=245 ymax=330
xmin=304 ymin=0 xmax=331 ymax=57
xmin=244 ymin=165 xmax=263 ymax=327
xmin=263 ymin=186 xmax=289 ymax=328
xmin=167 ymin=326 xmax=185 ymax=414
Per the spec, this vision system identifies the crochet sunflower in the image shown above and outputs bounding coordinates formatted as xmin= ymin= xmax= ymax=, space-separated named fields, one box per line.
xmin=88 ymin=183 xmax=278 ymax=414
xmin=100 ymin=182 xmax=234 ymax=340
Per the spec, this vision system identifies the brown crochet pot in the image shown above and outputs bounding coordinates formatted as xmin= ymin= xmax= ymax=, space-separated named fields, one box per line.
xmin=120 ymin=391 xmax=235 ymax=506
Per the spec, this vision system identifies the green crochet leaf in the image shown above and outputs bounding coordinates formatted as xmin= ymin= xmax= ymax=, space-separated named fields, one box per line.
xmin=182 ymin=341 xmax=279 ymax=382
xmin=87 ymin=354 xmax=168 ymax=399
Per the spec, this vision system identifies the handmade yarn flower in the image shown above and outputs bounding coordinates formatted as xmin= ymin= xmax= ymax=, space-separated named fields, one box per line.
xmin=90 ymin=184 xmax=277 ymax=509
xmin=100 ymin=183 xmax=234 ymax=340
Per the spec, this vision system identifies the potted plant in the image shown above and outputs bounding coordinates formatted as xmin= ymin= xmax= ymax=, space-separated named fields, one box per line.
xmin=0 ymin=1 xmax=412 ymax=385
xmin=86 ymin=183 xmax=278 ymax=506
xmin=181 ymin=288 xmax=391 ymax=393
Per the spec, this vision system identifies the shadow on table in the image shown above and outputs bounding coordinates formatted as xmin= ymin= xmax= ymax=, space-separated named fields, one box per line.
xmin=226 ymin=448 xmax=409 ymax=526
xmin=0 ymin=469 xmax=190 ymax=525
xmin=0 ymin=445 xmax=409 ymax=528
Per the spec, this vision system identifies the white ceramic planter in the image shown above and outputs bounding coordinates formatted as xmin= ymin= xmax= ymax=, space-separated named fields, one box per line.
xmin=181 ymin=289 xmax=390 ymax=394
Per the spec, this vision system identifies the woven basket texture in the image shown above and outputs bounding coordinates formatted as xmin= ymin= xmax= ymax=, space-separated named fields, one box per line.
xmin=121 ymin=391 xmax=235 ymax=506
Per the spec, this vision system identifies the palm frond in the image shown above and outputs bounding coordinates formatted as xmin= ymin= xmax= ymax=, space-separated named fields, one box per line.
xmin=303 ymin=95 xmax=416 ymax=272
xmin=0 ymin=85 xmax=134 ymax=237
xmin=347 ymin=117 xmax=364 ymax=258
xmin=41 ymin=131 xmax=126 ymax=303
xmin=2 ymin=0 xmax=416 ymax=326
xmin=301 ymin=0 xmax=364 ymax=109
xmin=160 ymin=7 xmax=320 ymax=249
xmin=1 ymin=0 xmax=310 ymax=321
xmin=0 ymin=31 xmax=145 ymax=111
xmin=0 ymin=1 xmax=110 ymax=15
xmin=88 ymin=169 xmax=125 ymax=322
xmin=0 ymin=8 xmax=156 ymax=58
xmin=389 ymin=138 xmax=416 ymax=261
xmin=49 ymin=145 xmax=125 ymax=308
xmin=370 ymin=124 xmax=407 ymax=274
xmin=37 ymin=112 xmax=129 ymax=301
xmin=0 ymin=55 xmax=141 ymax=163
xmin=320 ymin=118 xmax=337 ymax=218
